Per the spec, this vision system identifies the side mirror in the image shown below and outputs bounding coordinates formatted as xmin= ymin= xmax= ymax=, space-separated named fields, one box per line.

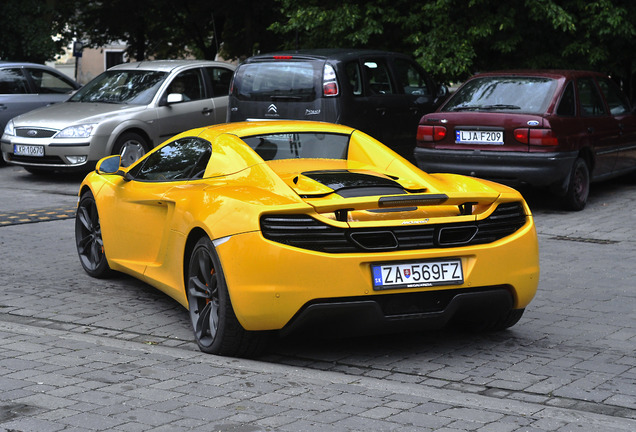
xmin=167 ymin=93 xmax=184 ymax=104
xmin=436 ymin=84 xmax=449 ymax=99
xmin=96 ymin=155 xmax=121 ymax=174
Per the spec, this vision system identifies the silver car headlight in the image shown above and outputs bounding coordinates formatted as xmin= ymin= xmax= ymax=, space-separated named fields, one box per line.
xmin=56 ymin=124 xmax=97 ymax=139
xmin=3 ymin=120 xmax=15 ymax=136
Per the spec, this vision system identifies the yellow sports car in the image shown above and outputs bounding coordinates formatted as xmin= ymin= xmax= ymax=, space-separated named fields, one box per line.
xmin=75 ymin=121 xmax=539 ymax=357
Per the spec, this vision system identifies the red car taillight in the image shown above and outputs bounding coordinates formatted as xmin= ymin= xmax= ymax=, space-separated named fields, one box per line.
xmin=417 ymin=125 xmax=447 ymax=142
xmin=323 ymin=64 xmax=339 ymax=97
xmin=514 ymin=128 xmax=558 ymax=146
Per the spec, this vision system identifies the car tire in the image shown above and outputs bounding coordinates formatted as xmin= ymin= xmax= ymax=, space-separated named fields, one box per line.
xmin=112 ymin=132 xmax=150 ymax=167
xmin=490 ymin=308 xmax=525 ymax=331
xmin=563 ymin=157 xmax=589 ymax=211
xmin=75 ymin=191 xmax=112 ymax=278
xmin=186 ymin=237 xmax=268 ymax=357
xmin=24 ymin=167 xmax=51 ymax=176
xmin=458 ymin=308 xmax=525 ymax=332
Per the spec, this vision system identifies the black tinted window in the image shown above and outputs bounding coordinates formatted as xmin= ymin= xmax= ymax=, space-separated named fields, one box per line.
xmin=345 ymin=62 xmax=362 ymax=96
xmin=26 ymin=68 xmax=76 ymax=94
xmin=242 ymin=132 xmax=349 ymax=160
xmin=363 ymin=59 xmax=394 ymax=95
xmin=444 ymin=76 xmax=557 ymax=114
xmin=166 ymin=69 xmax=204 ymax=102
xmin=557 ymin=82 xmax=576 ymax=116
xmin=597 ymin=77 xmax=630 ymax=115
xmin=206 ymin=67 xmax=233 ymax=97
xmin=233 ymin=62 xmax=318 ymax=102
xmin=578 ymin=78 xmax=606 ymax=117
xmin=132 ymin=137 xmax=212 ymax=181
xmin=0 ymin=69 xmax=29 ymax=94
xmin=393 ymin=58 xmax=430 ymax=96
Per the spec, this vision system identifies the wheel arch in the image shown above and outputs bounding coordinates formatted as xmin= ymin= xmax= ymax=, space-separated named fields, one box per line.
xmin=107 ymin=127 xmax=155 ymax=155
xmin=182 ymin=227 xmax=210 ymax=296
xmin=577 ymin=146 xmax=594 ymax=173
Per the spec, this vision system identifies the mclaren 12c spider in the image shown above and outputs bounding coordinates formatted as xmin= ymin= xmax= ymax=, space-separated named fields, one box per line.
xmin=75 ymin=121 xmax=540 ymax=357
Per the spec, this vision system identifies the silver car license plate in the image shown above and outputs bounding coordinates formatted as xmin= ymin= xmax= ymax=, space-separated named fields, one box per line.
xmin=372 ymin=259 xmax=463 ymax=290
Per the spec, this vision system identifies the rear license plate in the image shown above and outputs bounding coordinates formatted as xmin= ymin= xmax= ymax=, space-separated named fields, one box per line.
xmin=372 ymin=259 xmax=463 ymax=290
xmin=456 ymin=130 xmax=503 ymax=145
xmin=14 ymin=144 xmax=44 ymax=157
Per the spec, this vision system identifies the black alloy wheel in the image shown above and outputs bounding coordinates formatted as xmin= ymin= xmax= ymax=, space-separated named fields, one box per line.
xmin=186 ymin=237 xmax=268 ymax=357
xmin=75 ymin=191 xmax=111 ymax=278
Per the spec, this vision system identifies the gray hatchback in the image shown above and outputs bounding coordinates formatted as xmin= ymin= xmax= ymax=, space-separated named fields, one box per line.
xmin=0 ymin=62 xmax=80 ymax=158
xmin=1 ymin=60 xmax=234 ymax=173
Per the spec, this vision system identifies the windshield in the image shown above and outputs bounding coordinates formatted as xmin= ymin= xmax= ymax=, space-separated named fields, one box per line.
xmin=70 ymin=70 xmax=168 ymax=105
xmin=233 ymin=62 xmax=319 ymax=102
xmin=242 ymin=132 xmax=349 ymax=160
xmin=444 ymin=76 xmax=558 ymax=114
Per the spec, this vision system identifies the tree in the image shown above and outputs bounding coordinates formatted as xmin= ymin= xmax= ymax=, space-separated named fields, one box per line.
xmin=270 ymin=0 xmax=636 ymax=93
xmin=66 ymin=0 xmax=282 ymax=61
xmin=0 ymin=0 xmax=75 ymax=63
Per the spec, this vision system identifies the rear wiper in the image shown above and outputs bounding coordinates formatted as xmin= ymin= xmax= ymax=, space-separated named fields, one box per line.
xmin=270 ymin=95 xmax=302 ymax=101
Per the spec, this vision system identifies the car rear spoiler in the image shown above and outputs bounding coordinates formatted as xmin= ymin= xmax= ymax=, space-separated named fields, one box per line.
xmin=306 ymin=193 xmax=498 ymax=222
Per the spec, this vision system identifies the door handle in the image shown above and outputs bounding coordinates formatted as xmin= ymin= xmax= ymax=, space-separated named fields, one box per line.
xmin=202 ymin=108 xmax=213 ymax=115
xmin=0 ymin=104 xmax=6 ymax=111
xmin=376 ymin=108 xmax=386 ymax=116
xmin=587 ymin=127 xmax=595 ymax=133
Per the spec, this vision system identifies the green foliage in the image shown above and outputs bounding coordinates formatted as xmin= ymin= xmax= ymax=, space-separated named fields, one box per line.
xmin=271 ymin=0 xmax=636 ymax=88
xmin=0 ymin=0 xmax=74 ymax=63
xmin=3 ymin=0 xmax=636 ymax=94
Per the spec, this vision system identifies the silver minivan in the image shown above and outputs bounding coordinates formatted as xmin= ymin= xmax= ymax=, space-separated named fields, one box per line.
xmin=1 ymin=60 xmax=234 ymax=173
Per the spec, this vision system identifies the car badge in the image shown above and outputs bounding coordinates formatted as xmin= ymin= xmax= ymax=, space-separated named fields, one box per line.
xmin=267 ymin=104 xmax=278 ymax=114
xmin=27 ymin=130 xmax=38 ymax=137
xmin=527 ymin=120 xmax=539 ymax=126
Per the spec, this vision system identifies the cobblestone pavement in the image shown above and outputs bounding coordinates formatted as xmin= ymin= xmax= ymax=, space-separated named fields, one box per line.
xmin=0 ymin=164 xmax=635 ymax=431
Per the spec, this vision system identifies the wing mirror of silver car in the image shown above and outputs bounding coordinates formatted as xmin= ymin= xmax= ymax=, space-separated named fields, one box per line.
xmin=166 ymin=93 xmax=184 ymax=104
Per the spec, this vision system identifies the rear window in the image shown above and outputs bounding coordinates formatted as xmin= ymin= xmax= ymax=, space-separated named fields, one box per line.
xmin=242 ymin=132 xmax=349 ymax=160
xmin=233 ymin=61 xmax=319 ymax=102
xmin=443 ymin=76 xmax=558 ymax=114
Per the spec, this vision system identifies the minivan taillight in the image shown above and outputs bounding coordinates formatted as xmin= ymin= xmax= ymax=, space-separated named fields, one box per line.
xmin=323 ymin=64 xmax=339 ymax=97
xmin=417 ymin=125 xmax=447 ymax=142
xmin=513 ymin=128 xmax=558 ymax=146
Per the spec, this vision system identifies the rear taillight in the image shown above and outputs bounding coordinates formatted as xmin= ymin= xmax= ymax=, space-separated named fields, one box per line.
xmin=513 ymin=128 xmax=558 ymax=146
xmin=417 ymin=125 xmax=447 ymax=142
xmin=323 ymin=64 xmax=339 ymax=97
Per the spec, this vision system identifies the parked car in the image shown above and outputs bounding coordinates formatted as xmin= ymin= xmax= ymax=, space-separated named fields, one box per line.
xmin=1 ymin=60 xmax=235 ymax=173
xmin=76 ymin=120 xmax=539 ymax=357
xmin=0 ymin=61 xmax=80 ymax=164
xmin=228 ymin=49 xmax=448 ymax=160
xmin=414 ymin=70 xmax=636 ymax=210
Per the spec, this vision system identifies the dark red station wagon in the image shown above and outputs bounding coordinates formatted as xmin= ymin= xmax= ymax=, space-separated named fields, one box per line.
xmin=414 ymin=70 xmax=636 ymax=210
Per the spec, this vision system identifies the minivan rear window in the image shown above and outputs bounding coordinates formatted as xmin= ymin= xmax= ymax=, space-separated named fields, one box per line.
xmin=443 ymin=76 xmax=558 ymax=114
xmin=242 ymin=132 xmax=349 ymax=160
xmin=233 ymin=62 xmax=319 ymax=102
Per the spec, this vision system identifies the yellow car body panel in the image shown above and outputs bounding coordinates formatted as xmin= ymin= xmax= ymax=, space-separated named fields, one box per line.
xmin=215 ymin=219 xmax=539 ymax=331
xmin=78 ymin=120 xmax=540 ymax=337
